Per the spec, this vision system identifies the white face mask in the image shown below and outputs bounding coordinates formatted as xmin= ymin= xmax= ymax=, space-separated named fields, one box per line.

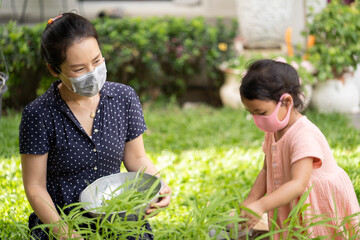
xmin=60 ymin=61 xmax=107 ymax=97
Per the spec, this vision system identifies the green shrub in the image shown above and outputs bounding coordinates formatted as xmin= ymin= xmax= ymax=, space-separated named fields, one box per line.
xmin=0 ymin=17 xmax=237 ymax=108
xmin=307 ymin=0 xmax=360 ymax=81
xmin=0 ymin=21 xmax=47 ymax=109
xmin=93 ymin=16 xmax=237 ymax=101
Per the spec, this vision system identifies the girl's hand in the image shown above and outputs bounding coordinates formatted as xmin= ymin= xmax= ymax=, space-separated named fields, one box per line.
xmin=145 ymin=183 xmax=172 ymax=216
xmin=59 ymin=232 xmax=83 ymax=240
xmin=242 ymin=201 xmax=264 ymax=230
xmin=54 ymin=225 xmax=84 ymax=240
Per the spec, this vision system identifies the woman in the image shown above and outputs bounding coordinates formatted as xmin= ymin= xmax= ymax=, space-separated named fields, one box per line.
xmin=19 ymin=12 xmax=171 ymax=239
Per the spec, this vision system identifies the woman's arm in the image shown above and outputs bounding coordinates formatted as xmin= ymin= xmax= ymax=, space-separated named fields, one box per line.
xmin=123 ymin=134 xmax=171 ymax=214
xmin=21 ymin=153 xmax=82 ymax=239
xmin=244 ymin=157 xmax=313 ymax=228
xmin=21 ymin=153 xmax=61 ymax=225
xmin=123 ymin=135 xmax=159 ymax=176
xmin=243 ymin=158 xmax=267 ymax=206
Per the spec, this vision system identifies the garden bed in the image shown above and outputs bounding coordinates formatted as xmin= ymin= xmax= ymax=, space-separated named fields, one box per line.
xmin=1 ymin=104 xmax=359 ymax=239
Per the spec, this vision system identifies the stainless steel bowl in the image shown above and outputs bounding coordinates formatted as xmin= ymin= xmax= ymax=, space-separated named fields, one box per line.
xmin=79 ymin=172 xmax=164 ymax=219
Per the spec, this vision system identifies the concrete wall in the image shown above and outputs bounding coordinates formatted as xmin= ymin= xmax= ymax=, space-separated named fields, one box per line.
xmin=0 ymin=0 xmax=78 ymax=23
xmin=0 ymin=0 xmax=326 ymax=45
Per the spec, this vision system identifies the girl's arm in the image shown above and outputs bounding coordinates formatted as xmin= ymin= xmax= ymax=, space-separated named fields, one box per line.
xmin=244 ymin=157 xmax=313 ymax=228
xmin=227 ymin=158 xmax=267 ymax=229
xmin=123 ymin=134 xmax=171 ymax=214
xmin=243 ymin=157 xmax=267 ymax=206
xmin=21 ymin=154 xmax=83 ymax=239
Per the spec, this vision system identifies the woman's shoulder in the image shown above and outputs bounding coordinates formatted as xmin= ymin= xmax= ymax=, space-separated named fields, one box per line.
xmin=104 ymin=81 xmax=136 ymax=94
xmin=24 ymin=92 xmax=50 ymax=110
xmin=103 ymin=82 xmax=140 ymax=102
xmin=22 ymin=82 xmax=59 ymax=115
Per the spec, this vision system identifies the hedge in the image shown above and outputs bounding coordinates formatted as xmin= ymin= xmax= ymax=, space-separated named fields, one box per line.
xmin=0 ymin=16 xmax=237 ymax=109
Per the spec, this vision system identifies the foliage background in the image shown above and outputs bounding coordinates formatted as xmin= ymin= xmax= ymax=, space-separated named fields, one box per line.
xmin=0 ymin=16 xmax=237 ymax=109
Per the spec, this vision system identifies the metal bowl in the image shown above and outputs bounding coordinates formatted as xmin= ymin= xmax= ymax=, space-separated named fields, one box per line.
xmin=79 ymin=172 xmax=164 ymax=219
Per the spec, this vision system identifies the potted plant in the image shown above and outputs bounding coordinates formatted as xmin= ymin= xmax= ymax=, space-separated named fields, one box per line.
xmin=218 ymin=55 xmax=248 ymax=109
xmin=306 ymin=0 xmax=360 ymax=113
xmin=219 ymin=53 xmax=317 ymax=111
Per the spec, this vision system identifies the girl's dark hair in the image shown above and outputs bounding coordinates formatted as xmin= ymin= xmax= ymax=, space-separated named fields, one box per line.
xmin=240 ymin=59 xmax=304 ymax=110
xmin=40 ymin=12 xmax=99 ymax=73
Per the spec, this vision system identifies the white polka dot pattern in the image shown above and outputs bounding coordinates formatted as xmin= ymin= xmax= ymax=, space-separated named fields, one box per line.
xmin=19 ymin=80 xmax=147 ymax=214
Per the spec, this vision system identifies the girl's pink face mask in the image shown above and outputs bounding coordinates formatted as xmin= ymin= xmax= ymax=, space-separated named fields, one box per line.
xmin=252 ymin=94 xmax=293 ymax=133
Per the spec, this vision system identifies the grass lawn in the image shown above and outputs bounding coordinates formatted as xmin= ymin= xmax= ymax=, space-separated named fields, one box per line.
xmin=1 ymin=103 xmax=359 ymax=239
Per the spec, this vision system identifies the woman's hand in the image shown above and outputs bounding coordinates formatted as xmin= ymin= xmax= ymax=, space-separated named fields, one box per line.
xmin=145 ymin=183 xmax=171 ymax=216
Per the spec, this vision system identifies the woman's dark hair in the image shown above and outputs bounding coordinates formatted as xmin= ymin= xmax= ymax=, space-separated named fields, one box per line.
xmin=40 ymin=12 xmax=99 ymax=73
xmin=240 ymin=59 xmax=304 ymax=110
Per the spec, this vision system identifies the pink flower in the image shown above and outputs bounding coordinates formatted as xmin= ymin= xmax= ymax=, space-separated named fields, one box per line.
xmin=242 ymin=70 xmax=248 ymax=78
xmin=274 ymin=56 xmax=287 ymax=63
xmin=291 ymin=61 xmax=299 ymax=70
xmin=300 ymin=60 xmax=316 ymax=74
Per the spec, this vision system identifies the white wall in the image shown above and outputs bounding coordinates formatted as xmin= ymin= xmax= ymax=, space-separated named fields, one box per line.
xmin=0 ymin=0 xmax=78 ymax=23
xmin=288 ymin=0 xmax=327 ymax=46
xmin=0 ymin=0 xmax=326 ymax=46
xmin=75 ymin=0 xmax=237 ymax=19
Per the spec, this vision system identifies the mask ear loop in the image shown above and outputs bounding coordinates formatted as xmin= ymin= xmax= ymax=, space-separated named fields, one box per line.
xmin=55 ymin=66 xmax=74 ymax=92
xmin=278 ymin=93 xmax=293 ymax=124
xmin=279 ymin=93 xmax=293 ymax=109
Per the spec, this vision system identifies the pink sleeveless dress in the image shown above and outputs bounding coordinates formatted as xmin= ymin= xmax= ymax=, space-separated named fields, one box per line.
xmin=262 ymin=116 xmax=359 ymax=239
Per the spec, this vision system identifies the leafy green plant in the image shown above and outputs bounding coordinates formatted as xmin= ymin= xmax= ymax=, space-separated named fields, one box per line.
xmin=307 ymin=0 xmax=360 ymax=81
xmin=29 ymin=174 xmax=163 ymax=240
xmin=98 ymin=174 xmax=161 ymax=215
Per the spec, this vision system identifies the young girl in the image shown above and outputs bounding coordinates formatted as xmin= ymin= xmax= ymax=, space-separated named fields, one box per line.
xmin=20 ymin=13 xmax=171 ymax=239
xmin=239 ymin=59 xmax=359 ymax=239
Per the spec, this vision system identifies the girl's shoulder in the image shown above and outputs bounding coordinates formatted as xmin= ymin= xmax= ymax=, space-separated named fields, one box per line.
xmin=296 ymin=116 xmax=323 ymax=134
xmin=287 ymin=116 xmax=327 ymax=144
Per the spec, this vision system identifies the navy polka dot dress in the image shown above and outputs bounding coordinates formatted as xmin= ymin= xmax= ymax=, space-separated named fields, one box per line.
xmin=19 ymin=80 xmax=152 ymax=238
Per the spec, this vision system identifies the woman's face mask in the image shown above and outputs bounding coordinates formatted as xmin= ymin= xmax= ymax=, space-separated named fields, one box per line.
xmin=252 ymin=94 xmax=293 ymax=133
xmin=60 ymin=61 xmax=107 ymax=97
